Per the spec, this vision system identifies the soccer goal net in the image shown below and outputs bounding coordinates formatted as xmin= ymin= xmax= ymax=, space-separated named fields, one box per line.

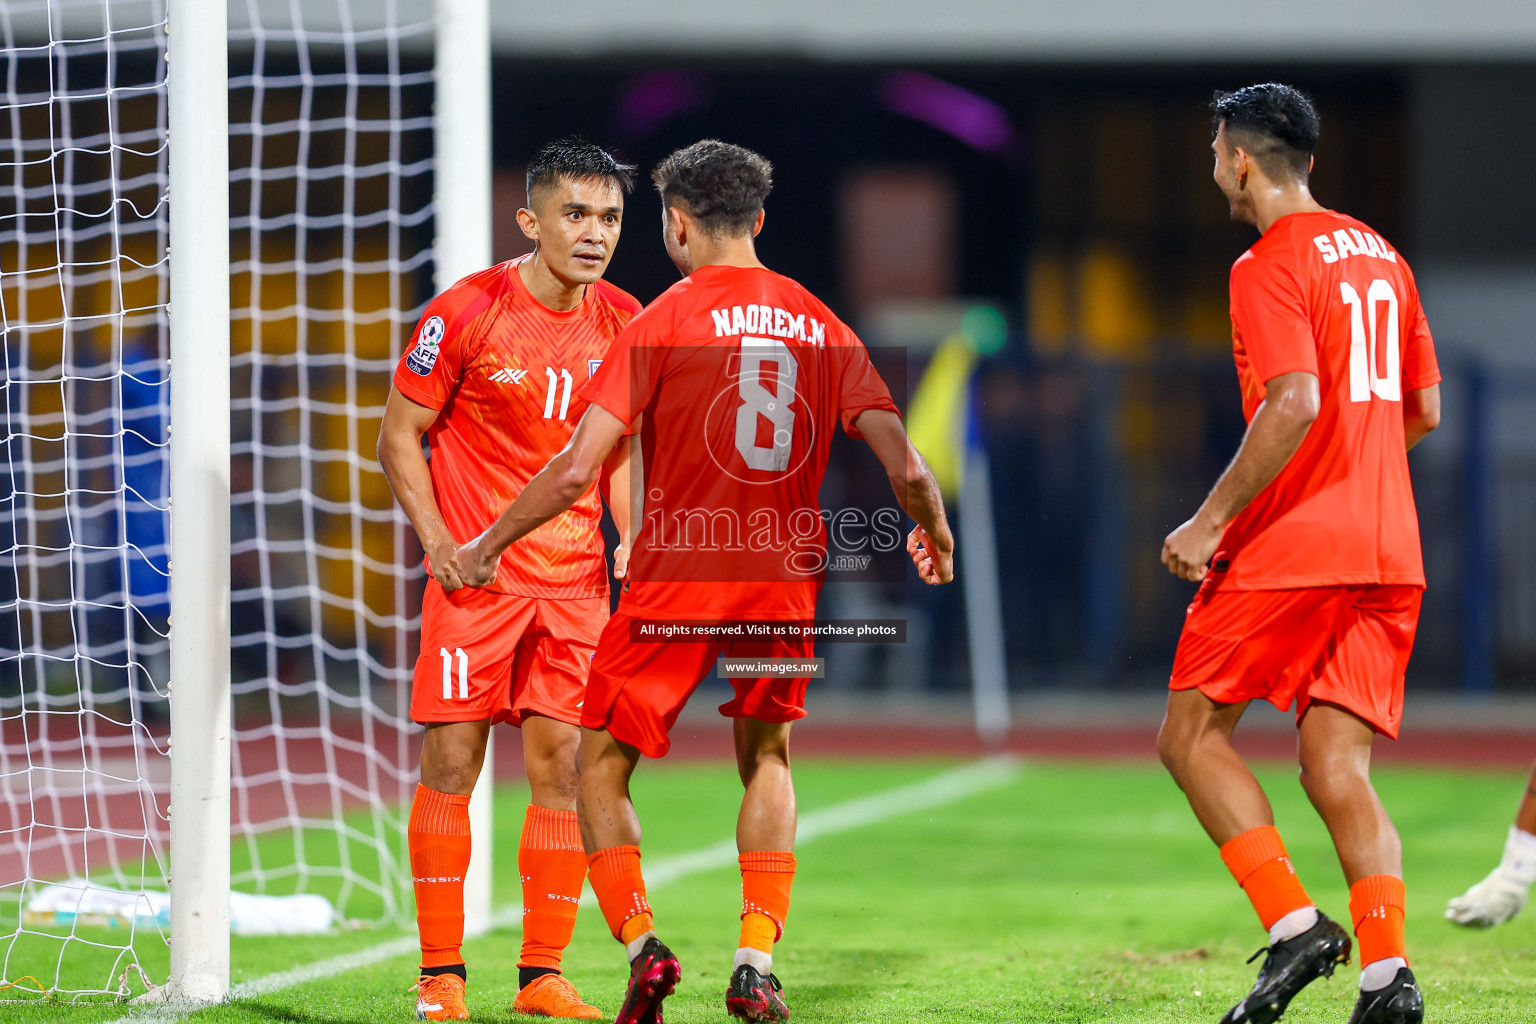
xmin=1 ymin=0 xmax=484 ymax=1003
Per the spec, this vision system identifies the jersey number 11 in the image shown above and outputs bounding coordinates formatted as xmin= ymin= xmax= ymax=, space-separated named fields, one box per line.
xmin=543 ymin=367 xmax=574 ymax=419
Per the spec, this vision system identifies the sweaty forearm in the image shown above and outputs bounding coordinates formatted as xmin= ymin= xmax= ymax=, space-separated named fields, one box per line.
xmin=893 ymin=448 xmax=953 ymax=550
xmin=1198 ymin=401 xmax=1314 ymax=527
xmin=379 ymin=433 xmax=454 ymax=551
xmin=481 ymin=452 xmax=593 ymax=558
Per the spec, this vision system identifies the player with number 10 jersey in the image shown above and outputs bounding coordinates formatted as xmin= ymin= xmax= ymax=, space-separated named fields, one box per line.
xmin=1171 ymin=207 xmax=1440 ymax=731
xmin=1158 ymin=85 xmax=1441 ymax=1024
xmin=1206 ymin=209 xmax=1439 ymax=598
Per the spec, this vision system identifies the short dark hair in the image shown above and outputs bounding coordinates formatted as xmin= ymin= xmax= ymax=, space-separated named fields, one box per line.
xmin=1211 ymin=83 xmax=1320 ymax=180
xmin=651 ymin=140 xmax=773 ymax=237
xmin=525 ymin=138 xmax=635 ymax=206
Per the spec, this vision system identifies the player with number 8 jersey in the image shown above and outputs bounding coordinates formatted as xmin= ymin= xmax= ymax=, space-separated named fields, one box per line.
xmin=449 ymin=140 xmax=955 ymax=1024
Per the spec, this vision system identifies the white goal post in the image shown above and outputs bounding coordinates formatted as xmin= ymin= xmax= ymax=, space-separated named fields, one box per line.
xmin=165 ymin=0 xmax=231 ymax=1005
xmin=162 ymin=0 xmax=496 ymax=1002
xmin=432 ymin=0 xmax=493 ymax=944
xmin=0 ymin=0 xmax=494 ymax=1005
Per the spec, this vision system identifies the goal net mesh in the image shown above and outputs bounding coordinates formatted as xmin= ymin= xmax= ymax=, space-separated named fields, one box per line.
xmin=1 ymin=0 xmax=435 ymax=1001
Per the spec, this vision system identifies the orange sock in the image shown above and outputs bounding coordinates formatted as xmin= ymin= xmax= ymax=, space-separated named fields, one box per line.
xmin=1349 ymin=875 xmax=1407 ymax=967
xmin=517 ymin=805 xmax=586 ymax=971
xmin=586 ymin=845 xmax=653 ymax=944
xmin=739 ymin=851 xmax=796 ymax=951
xmin=1219 ymin=826 xmax=1314 ymax=931
xmin=409 ymin=784 xmax=472 ymax=969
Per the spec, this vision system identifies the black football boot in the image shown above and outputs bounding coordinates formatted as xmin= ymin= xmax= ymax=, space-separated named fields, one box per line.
xmin=725 ymin=963 xmax=790 ymax=1022
xmin=1219 ymin=912 xmax=1352 ymax=1024
xmin=1347 ymin=967 xmax=1424 ymax=1024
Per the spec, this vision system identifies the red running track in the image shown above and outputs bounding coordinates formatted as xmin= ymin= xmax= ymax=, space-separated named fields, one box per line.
xmin=4 ymin=715 xmax=1529 ymax=893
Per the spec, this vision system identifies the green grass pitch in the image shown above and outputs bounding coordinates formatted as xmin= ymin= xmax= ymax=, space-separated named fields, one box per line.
xmin=4 ymin=757 xmax=1533 ymax=1022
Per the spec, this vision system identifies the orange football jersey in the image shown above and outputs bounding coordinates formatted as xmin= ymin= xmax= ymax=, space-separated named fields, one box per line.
xmin=578 ymin=263 xmax=899 ymax=619
xmin=393 ymin=255 xmax=641 ymax=599
xmin=1212 ymin=210 xmax=1441 ymax=591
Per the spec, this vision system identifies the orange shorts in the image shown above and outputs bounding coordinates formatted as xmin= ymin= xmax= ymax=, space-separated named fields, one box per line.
xmin=410 ymin=579 xmax=606 ymax=727
xmin=581 ymin=609 xmax=811 ymax=758
xmin=1169 ymin=582 xmax=1422 ymax=738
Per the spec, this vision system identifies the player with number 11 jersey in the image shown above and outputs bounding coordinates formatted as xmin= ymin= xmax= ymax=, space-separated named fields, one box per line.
xmin=394 ymin=253 xmax=638 ymax=613
xmin=379 ymin=140 xmax=642 ymax=1022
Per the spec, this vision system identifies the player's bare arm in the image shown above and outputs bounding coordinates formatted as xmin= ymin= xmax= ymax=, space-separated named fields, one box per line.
xmin=458 ymin=403 xmax=630 ymax=586
xmin=377 ymin=385 xmax=467 ymax=591
xmin=1404 ymin=383 xmax=1441 ymax=451
xmin=853 ymin=408 xmax=955 ymax=585
xmin=1162 ymin=370 xmax=1320 ymax=582
xmin=601 ymin=419 xmax=643 ymax=580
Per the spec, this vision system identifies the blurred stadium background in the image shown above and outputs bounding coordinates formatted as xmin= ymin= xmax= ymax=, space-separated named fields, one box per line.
xmin=239 ymin=0 xmax=1536 ymax=704
xmin=3 ymin=0 xmax=1535 ymax=1012
xmin=485 ymin=5 xmax=1536 ymax=705
xmin=472 ymin=3 xmax=1536 ymax=707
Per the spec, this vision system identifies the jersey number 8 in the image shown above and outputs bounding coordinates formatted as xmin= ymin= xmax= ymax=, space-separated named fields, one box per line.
xmin=734 ymin=337 xmax=799 ymax=471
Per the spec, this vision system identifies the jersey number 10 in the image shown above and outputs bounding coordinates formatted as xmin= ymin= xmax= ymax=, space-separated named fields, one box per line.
xmin=1340 ymin=279 xmax=1400 ymax=403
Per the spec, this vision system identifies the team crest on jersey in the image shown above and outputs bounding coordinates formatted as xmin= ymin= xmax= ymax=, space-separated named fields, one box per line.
xmin=588 ymin=358 xmax=602 ymax=377
xmin=406 ymin=315 xmax=445 ymax=376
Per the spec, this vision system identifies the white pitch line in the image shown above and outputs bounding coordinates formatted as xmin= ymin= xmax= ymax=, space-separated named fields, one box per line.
xmin=110 ymin=756 xmax=1018 ymax=1022
xmin=636 ymin=754 xmax=1020 ymax=888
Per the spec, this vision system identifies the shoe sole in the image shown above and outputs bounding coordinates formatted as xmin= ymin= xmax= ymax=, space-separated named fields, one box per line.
xmin=725 ymin=992 xmax=789 ymax=1022
xmin=614 ymin=956 xmax=681 ymax=1024
xmin=511 ymin=1007 xmax=602 ymax=1020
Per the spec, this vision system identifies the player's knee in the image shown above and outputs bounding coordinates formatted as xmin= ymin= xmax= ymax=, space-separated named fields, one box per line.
xmin=525 ymin=721 xmax=579 ymax=770
xmin=1298 ymin=749 xmax=1363 ymax=805
xmin=575 ymin=742 xmax=611 ymax=793
xmin=421 ymin=748 xmax=480 ymax=795
xmin=576 ymin=729 xmax=634 ymax=791
xmin=1298 ymin=763 xmax=1340 ymax=808
xmin=420 ymin=724 xmax=489 ymax=795
xmin=737 ymin=745 xmax=789 ymax=786
xmin=734 ymin=724 xmax=791 ymax=784
xmin=526 ymin=745 xmax=580 ymax=805
xmin=1156 ymin=720 xmax=1191 ymax=776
